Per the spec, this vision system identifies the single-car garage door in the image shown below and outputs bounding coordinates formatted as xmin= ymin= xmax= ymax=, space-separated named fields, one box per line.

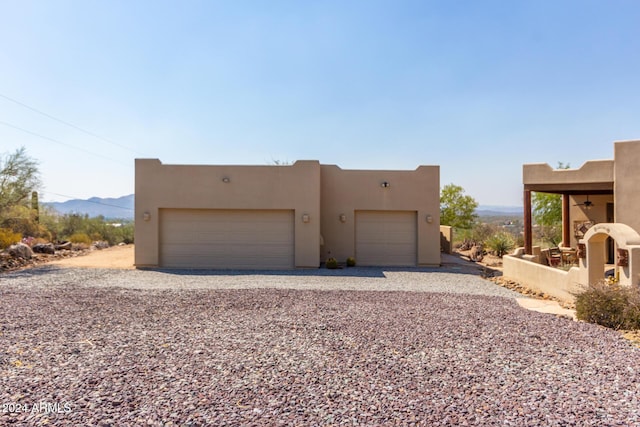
xmin=355 ymin=210 xmax=417 ymax=266
xmin=160 ymin=209 xmax=294 ymax=269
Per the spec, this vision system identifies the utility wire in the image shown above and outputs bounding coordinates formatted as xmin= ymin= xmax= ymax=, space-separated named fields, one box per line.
xmin=0 ymin=120 xmax=131 ymax=167
xmin=0 ymin=92 xmax=148 ymax=156
xmin=42 ymin=191 xmax=134 ymax=211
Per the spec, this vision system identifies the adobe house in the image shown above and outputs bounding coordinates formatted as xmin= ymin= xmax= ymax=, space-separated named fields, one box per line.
xmin=134 ymin=159 xmax=440 ymax=269
xmin=504 ymin=140 xmax=640 ymax=302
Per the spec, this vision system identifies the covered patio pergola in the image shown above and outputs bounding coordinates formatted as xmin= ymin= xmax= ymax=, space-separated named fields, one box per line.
xmin=522 ymin=161 xmax=614 ymax=256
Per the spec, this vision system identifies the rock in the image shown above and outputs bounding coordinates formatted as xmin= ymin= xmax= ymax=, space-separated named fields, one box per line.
xmin=55 ymin=241 xmax=73 ymax=251
xmin=470 ymin=245 xmax=484 ymax=262
xmin=7 ymin=243 xmax=33 ymax=259
xmin=32 ymin=243 xmax=55 ymax=254
xmin=92 ymin=241 xmax=110 ymax=250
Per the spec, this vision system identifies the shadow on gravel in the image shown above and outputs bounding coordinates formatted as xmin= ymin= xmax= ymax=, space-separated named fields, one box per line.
xmin=1 ymin=265 xmax=65 ymax=277
xmin=140 ymin=259 xmax=490 ymax=278
xmin=2 ymin=254 xmax=496 ymax=280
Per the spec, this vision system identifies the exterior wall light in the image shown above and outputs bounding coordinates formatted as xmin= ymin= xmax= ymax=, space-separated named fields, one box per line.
xmin=617 ymin=248 xmax=629 ymax=267
xmin=426 ymin=214 xmax=433 ymax=224
xmin=339 ymin=214 xmax=346 ymax=223
xmin=143 ymin=212 xmax=151 ymax=221
xmin=381 ymin=181 xmax=390 ymax=188
xmin=302 ymin=214 xmax=310 ymax=223
xmin=222 ymin=177 xmax=230 ymax=183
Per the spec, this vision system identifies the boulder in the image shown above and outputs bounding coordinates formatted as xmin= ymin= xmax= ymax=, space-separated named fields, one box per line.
xmin=7 ymin=243 xmax=33 ymax=260
xmin=92 ymin=241 xmax=110 ymax=250
xmin=470 ymin=245 xmax=484 ymax=262
xmin=32 ymin=243 xmax=55 ymax=254
xmin=55 ymin=241 xmax=73 ymax=251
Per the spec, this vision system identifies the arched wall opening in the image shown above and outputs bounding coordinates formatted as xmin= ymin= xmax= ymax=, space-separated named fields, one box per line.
xmin=580 ymin=223 xmax=640 ymax=288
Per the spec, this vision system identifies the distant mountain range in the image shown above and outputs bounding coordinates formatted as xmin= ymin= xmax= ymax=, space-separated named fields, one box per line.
xmin=43 ymin=196 xmax=522 ymax=220
xmin=45 ymin=194 xmax=134 ymax=219
xmin=476 ymin=205 xmax=524 ymax=217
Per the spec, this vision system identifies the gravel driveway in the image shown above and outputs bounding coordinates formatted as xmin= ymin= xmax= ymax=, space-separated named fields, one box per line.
xmin=1 ymin=266 xmax=639 ymax=426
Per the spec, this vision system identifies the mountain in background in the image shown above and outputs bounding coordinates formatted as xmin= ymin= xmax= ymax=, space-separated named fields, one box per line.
xmin=45 ymin=194 xmax=134 ymax=219
xmin=42 ymin=196 xmax=521 ymax=220
xmin=476 ymin=205 xmax=523 ymax=217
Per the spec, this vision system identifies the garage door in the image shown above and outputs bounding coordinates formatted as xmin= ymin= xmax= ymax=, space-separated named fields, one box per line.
xmin=355 ymin=211 xmax=417 ymax=266
xmin=160 ymin=209 xmax=294 ymax=269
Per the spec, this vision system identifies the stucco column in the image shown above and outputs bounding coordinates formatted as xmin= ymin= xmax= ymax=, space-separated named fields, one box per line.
xmin=524 ymin=189 xmax=532 ymax=255
xmin=562 ymin=194 xmax=570 ymax=247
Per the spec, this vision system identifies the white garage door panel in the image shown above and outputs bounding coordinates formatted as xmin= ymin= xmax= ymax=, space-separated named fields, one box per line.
xmin=355 ymin=211 xmax=417 ymax=266
xmin=160 ymin=209 xmax=294 ymax=269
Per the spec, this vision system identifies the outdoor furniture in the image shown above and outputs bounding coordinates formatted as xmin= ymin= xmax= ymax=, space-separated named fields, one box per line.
xmin=561 ymin=248 xmax=578 ymax=266
xmin=545 ymin=247 xmax=562 ymax=267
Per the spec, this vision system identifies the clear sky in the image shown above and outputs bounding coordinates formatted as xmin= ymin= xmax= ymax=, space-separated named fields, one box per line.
xmin=1 ymin=1 xmax=639 ymax=206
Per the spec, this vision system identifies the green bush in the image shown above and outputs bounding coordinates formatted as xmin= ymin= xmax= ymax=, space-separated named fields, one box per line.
xmin=346 ymin=257 xmax=356 ymax=267
xmin=485 ymin=231 xmax=516 ymax=258
xmin=68 ymin=232 xmax=92 ymax=245
xmin=575 ymin=281 xmax=640 ymax=330
xmin=0 ymin=228 xmax=21 ymax=249
xmin=326 ymin=257 xmax=338 ymax=269
xmin=471 ymin=223 xmax=498 ymax=246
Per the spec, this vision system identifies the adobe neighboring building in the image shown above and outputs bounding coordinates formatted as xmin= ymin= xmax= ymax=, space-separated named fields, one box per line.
xmin=135 ymin=159 xmax=440 ymax=269
xmin=504 ymin=139 xmax=640 ymax=301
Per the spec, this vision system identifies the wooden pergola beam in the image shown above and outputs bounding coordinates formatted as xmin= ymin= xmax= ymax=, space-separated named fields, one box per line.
xmin=524 ymin=189 xmax=532 ymax=255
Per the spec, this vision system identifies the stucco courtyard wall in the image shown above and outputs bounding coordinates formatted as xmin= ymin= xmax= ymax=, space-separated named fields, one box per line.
xmin=320 ymin=164 xmax=440 ymax=266
xmin=503 ymin=255 xmax=582 ymax=304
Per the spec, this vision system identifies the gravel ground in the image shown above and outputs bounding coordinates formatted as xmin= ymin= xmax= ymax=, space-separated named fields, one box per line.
xmin=1 ymin=266 xmax=639 ymax=426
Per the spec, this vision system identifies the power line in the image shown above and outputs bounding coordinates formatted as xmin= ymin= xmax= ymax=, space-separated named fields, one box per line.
xmin=0 ymin=92 xmax=148 ymax=156
xmin=42 ymin=191 xmax=134 ymax=211
xmin=0 ymin=120 xmax=131 ymax=167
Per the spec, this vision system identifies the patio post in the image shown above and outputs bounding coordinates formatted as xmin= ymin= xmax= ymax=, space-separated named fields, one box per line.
xmin=562 ymin=194 xmax=570 ymax=247
xmin=524 ymin=189 xmax=532 ymax=255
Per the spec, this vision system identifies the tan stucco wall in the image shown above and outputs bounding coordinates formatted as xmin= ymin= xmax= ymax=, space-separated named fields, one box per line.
xmin=614 ymin=141 xmax=640 ymax=234
xmin=136 ymin=159 xmax=440 ymax=269
xmin=135 ymin=159 xmax=321 ymax=268
xmin=319 ymin=164 xmax=440 ymax=266
xmin=523 ymin=160 xmax=614 ymax=187
xmin=568 ymin=194 xmax=614 ymax=249
xmin=503 ymin=255 xmax=581 ymax=304
xmin=440 ymin=225 xmax=453 ymax=254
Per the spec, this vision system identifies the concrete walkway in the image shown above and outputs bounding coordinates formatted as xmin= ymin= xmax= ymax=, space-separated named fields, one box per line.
xmin=515 ymin=298 xmax=577 ymax=320
xmin=442 ymin=252 xmax=578 ymax=320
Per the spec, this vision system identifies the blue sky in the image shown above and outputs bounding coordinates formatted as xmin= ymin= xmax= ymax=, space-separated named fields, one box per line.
xmin=1 ymin=1 xmax=639 ymax=206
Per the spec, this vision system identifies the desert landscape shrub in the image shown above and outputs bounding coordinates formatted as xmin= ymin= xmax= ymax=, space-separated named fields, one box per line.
xmin=43 ymin=212 xmax=134 ymax=245
xmin=326 ymin=257 xmax=338 ymax=269
xmin=575 ymin=281 xmax=640 ymax=330
xmin=485 ymin=231 xmax=516 ymax=257
xmin=346 ymin=257 xmax=356 ymax=267
xmin=68 ymin=232 xmax=92 ymax=245
xmin=0 ymin=228 xmax=21 ymax=249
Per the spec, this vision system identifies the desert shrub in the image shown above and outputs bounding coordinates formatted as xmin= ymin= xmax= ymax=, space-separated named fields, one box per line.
xmin=453 ymin=231 xmax=472 ymax=249
xmin=575 ymin=281 xmax=640 ymax=330
xmin=485 ymin=231 xmax=516 ymax=257
xmin=326 ymin=257 xmax=338 ymax=269
xmin=346 ymin=257 xmax=356 ymax=267
xmin=471 ymin=223 xmax=498 ymax=246
xmin=0 ymin=204 xmax=49 ymax=238
xmin=454 ymin=224 xmax=500 ymax=250
xmin=68 ymin=232 xmax=92 ymax=245
xmin=0 ymin=228 xmax=22 ymax=249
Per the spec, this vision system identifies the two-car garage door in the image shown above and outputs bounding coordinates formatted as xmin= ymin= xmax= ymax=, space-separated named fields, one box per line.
xmin=355 ymin=211 xmax=417 ymax=266
xmin=160 ymin=209 xmax=294 ymax=269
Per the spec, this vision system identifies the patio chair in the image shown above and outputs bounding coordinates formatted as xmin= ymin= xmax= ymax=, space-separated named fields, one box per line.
xmin=546 ymin=247 xmax=562 ymax=267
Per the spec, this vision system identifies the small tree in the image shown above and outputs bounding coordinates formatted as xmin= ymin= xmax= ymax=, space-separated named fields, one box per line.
xmin=440 ymin=184 xmax=478 ymax=229
xmin=532 ymin=162 xmax=569 ymax=246
xmin=0 ymin=147 xmax=41 ymax=212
